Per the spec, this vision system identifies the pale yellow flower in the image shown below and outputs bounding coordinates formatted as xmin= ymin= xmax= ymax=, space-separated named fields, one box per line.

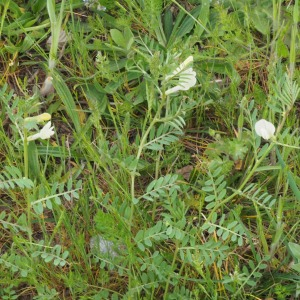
xmin=24 ymin=113 xmax=51 ymax=124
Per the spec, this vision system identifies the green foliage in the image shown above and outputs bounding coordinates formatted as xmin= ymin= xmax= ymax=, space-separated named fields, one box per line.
xmin=202 ymin=164 xmax=228 ymax=210
xmin=145 ymin=122 xmax=183 ymax=151
xmin=269 ymin=71 xmax=300 ymax=115
xmin=191 ymin=238 xmax=230 ymax=268
xmin=288 ymin=242 xmax=300 ymax=273
xmin=205 ymin=137 xmax=249 ymax=161
xmin=221 ymin=0 xmax=272 ymax=35
xmin=235 ymin=183 xmax=277 ymax=209
xmin=0 ymin=284 xmax=18 ymax=300
xmin=31 ymin=178 xmax=82 ymax=214
xmin=0 ymin=212 xmax=29 ymax=233
xmin=110 ymin=28 xmax=134 ymax=51
xmin=32 ymin=241 xmax=69 ymax=267
xmin=33 ymin=286 xmax=58 ymax=300
xmin=94 ymin=209 xmax=129 ymax=242
xmin=0 ymin=166 xmax=34 ymax=190
xmin=1 ymin=0 xmax=300 ymax=298
xmin=202 ymin=212 xmax=246 ymax=246
xmin=166 ymin=286 xmax=193 ymax=300
xmin=140 ymin=174 xmax=180 ymax=202
xmin=0 ymin=252 xmax=31 ymax=278
xmin=52 ymin=72 xmax=81 ymax=133
xmin=166 ymin=2 xmax=209 ymax=47
xmin=135 ymin=221 xmax=168 ymax=252
xmin=222 ymin=256 xmax=268 ymax=294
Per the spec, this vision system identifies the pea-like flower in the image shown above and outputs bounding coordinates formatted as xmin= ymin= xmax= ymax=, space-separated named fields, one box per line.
xmin=164 ymin=56 xmax=197 ymax=96
xmin=254 ymin=119 xmax=275 ymax=140
xmin=27 ymin=121 xmax=55 ymax=141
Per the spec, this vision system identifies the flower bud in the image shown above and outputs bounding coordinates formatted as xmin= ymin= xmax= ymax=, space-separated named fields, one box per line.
xmin=24 ymin=113 xmax=51 ymax=124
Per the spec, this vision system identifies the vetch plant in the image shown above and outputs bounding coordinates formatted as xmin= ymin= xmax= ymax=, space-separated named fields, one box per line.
xmin=254 ymin=119 xmax=275 ymax=140
xmin=23 ymin=114 xmax=55 ymax=179
xmin=164 ymin=56 xmax=197 ymax=96
xmin=254 ymin=119 xmax=300 ymax=150
xmin=22 ymin=113 xmax=55 ymax=242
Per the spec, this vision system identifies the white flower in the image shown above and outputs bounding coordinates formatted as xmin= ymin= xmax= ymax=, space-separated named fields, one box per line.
xmin=165 ymin=67 xmax=197 ymax=95
xmin=254 ymin=119 xmax=275 ymax=140
xmin=164 ymin=56 xmax=197 ymax=96
xmin=27 ymin=121 xmax=55 ymax=141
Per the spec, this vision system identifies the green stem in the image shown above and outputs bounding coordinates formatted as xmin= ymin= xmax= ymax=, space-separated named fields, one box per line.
xmin=47 ymin=0 xmax=66 ymax=71
xmin=164 ymin=240 xmax=179 ymax=298
xmin=205 ymin=142 xmax=275 ymax=224
xmin=274 ymin=141 xmax=300 ymax=149
xmin=270 ymin=195 xmax=284 ymax=256
xmin=24 ymin=130 xmax=29 ymax=179
xmin=23 ymin=129 xmax=32 ymax=243
xmin=128 ymin=101 xmax=165 ymax=291
xmin=289 ymin=0 xmax=298 ymax=76
xmin=152 ymin=149 xmax=162 ymax=221
xmin=129 ymin=95 xmax=167 ymax=227
xmin=253 ymin=201 xmax=269 ymax=255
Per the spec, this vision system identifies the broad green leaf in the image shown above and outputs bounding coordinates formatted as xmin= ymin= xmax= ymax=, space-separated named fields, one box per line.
xmin=32 ymin=251 xmax=40 ymax=258
xmin=28 ymin=141 xmax=39 ymax=180
xmin=163 ymin=9 xmax=173 ymax=42
xmin=110 ymin=29 xmax=126 ymax=48
xmin=46 ymin=199 xmax=53 ymax=210
xmin=137 ymin=242 xmax=145 ymax=252
xmin=59 ymin=260 xmax=67 ymax=267
xmin=124 ymin=27 xmax=134 ymax=50
xmin=251 ymin=9 xmax=270 ymax=35
xmin=52 ymin=72 xmax=81 ymax=133
xmin=276 ymin=40 xmax=289 ymax=58
xmin=44 ymin=255 xmax=53 ymax=263
xmin=288 ymin=242 xmax=300 ymax=261
xmin=62 ymin=251 xmax=69 ymax=260
xmin=21 ymin=269 xmax=28 ymax=277
xmin=206 ymin=201 xmax=216 ymax=210
xmin=193 ymin=0 xmax=210 ymax=38
xmin=33 ymin=202 xmax=44 ymax=214
xmin=202 ymin=186 xmax=214 ymax=192
xmin=168 ymin=5 xmax=202 ymax=46
xmin=222 ymin=230 xmax=230 ymax=240
xmin=53 ymin=258 xmax=61 ymax=266
xmin=205 ymin=194 xmax=215 ymax=202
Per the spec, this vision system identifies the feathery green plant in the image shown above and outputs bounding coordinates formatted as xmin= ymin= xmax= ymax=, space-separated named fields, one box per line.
xmin=0 ymin=0 xmax=299 ymax=298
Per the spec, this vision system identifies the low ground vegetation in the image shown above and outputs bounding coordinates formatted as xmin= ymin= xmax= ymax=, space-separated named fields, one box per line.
xmin=0 ymin=0 xmax=300 ymax=299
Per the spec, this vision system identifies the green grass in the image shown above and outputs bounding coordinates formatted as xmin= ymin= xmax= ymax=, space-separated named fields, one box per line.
xmin=0 ymin=0 xmax=300 ymax=299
